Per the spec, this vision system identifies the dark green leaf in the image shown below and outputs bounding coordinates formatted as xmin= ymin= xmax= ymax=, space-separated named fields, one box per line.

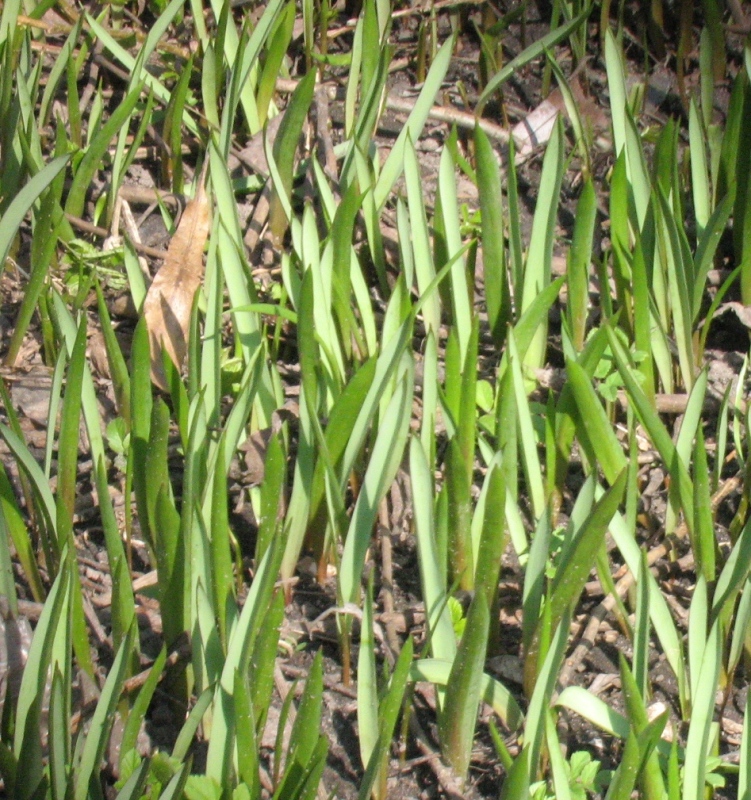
xmin=439 ymin=592 xmax=490 ymax=780
xmin=475 ymin=124 xmax=508 ymax=347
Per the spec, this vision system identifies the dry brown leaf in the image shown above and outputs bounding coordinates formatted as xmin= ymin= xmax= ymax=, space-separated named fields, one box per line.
xmin=512 ymin=94 xmax=561 ymax=158
xmin=144 ymin=166 xmax=211 ymax=390
xmin=511 ymin=74 xmax=609 ymax=159
xmin=717 ymin=301 xmax=751 ymax=329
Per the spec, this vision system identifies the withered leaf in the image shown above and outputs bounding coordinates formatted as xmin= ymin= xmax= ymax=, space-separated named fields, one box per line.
xmin=143 ymin=168 xmax=211 ymax=390
xmin=717 ymin=301 xmax=751 ymax=330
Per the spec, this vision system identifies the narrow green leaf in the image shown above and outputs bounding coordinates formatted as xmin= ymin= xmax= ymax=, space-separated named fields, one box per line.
xmin=668 ymin=735 xmax=681 ymax=800
xmin=603 ymin=728 xmax=641 ymax=800
xmin=410 ymin=438 xmax=456 ymax=663
xmin=302 ymin=358 xmax=376 ymax=557
xmin=219 ymin=0 xmax=286 ymax=143
xmin=545 ymin=709 xmax=573 ymax=800
xmin=631 ymin=553 xmax=651 ymax=701
xmin=295 ymin=739 xmax=330 ymax=800
xmin=405 ymin=138 xmax=440 ymax=336
xmin=624 ymin=113 xmax=652 ymax=231
xmin=256 ymin=3 xmax=295 ymax=127
xmin=683 ymin=620 xmax=722 ymax=800
xmin=693 ymin=425 xmax=715 ymax=580
xmin=0 ymin=0 xmax=21 ymax=45
xmin=207 ymin=536 xmax=284 ymax=783
xmin=94 ymin=282 xmax=131 ymax=423
xmin=269 ymin=70 xmax=316 ymax=243
xmin=130 ymin=316 xmax=153 ymax=547
xmin=157 ymin=762 xmax=191 ymax=800
xmin=75 ymin=623 xmax=135 ymax=800
xmin=357 ymin=637 xmax=413 ymax=800
xmin=255 ymin=430 xmax=285 ymax=568
xmin=655 ymin=188 xmax=696 ymax=390
xmin=567 ymin=178 xmax=596 ymax=351
xmin=55 ymin=318 xmax=87 ymax=548
xmin=439 ymin=591 xmax=489 ymax=780
xmin=234 ymin=669 xmax=260 ymax=795
xmin=276 ymin=651 xmax=324 ymax=795
xmin=566 ymin=358 xmax=627 ymax=484
xmin=478 ymin=8 xmax=591 ymax=109
xmin=121 ymin=647 xmax=167 ymax=768
xmin=248 ymin=588 xmax=284 ymax=737
xmin=210 ymin=437 xmax=234 ymax=646
xmin=524 ymin=610 xmax=571 ymax=779
xmin=522 ymin=510 xmax=551 ymax=654
xmin=0 ymin=463 xmax=45 ymax=602
xmin=357 ymin=576 xmax=380 ymax=788
xmin=689 ymin=574 xmax=708 ymax=706
xmin=85 ymin=4 xmax=200 ymax=134
xmin=549 ymin=471 xmax=626 ymax=622
xmin=339 ymin=357 xmax=414 ymax=605
xmin=446 ymin=438 xmax=474 ymax=591
xmin=499 ymin=749 xmax=530 ymax=800
xmin=475 ymin=123 xmax=508 ymax=347
xmin=114 ymin=757 xmax=151 ymax=800
xmin=439 ymin=146 xmax=473 ymax=361
xmin=693 ymin=194 xmax=732 ymax=319
xmin=330 ymin=180 xmax=365 ymax=359
xmin=619 ymin=654 xmax=667 ymax=800
xmin=689 ymin=97 xmax=711 ymax=238
xmin=507 ymin=331 xmax=544 ymax=519
xmin=6 ymin=152 xmax=69 ymax=364
xmin=374 ymin=35 xmax=455 ymax=208
xmin=474 ymin=460 xmax=506 ymax=612
xmin=739 ymin=686 xmax=751 ymax=800
xmin=557 ymin=686 xmax=630 ymax=740
xmin=546 ymin=47 xmax=589 ymax=169
xmin=172 ymin=686 xmax=214 ymax=762
xmin=52 ymin=318 xmax=95 ymax=679
xmin=410 ymin=659 xmax=524 ymax=730
xmin=727 ymin=576 xmax=751 ymax=677
xmin=0 ymin=153 xmax=68 ymax=271
xmin=506 ymin=136 xmax=524 ymax=301
xmin=0 ymin=424 xmax=56 ymax=539
xmin=520 ymin=118 xmax=565 ymax=375
xmin=601 ymin=496 xmax=687 ymax=709
xmin=64 ymin=83 xmax=142 ymax=218
xmin=606 ymin=326 xmax=695 ymax=523
xmin=712 ymin=513 xmax=751 ymax=622
xmin=49 ymin=667 xmax=68 ymax=800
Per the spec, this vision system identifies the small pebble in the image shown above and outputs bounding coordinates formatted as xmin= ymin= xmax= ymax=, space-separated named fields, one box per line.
xmin=418 ymin=138 xmax=441 ymax=152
